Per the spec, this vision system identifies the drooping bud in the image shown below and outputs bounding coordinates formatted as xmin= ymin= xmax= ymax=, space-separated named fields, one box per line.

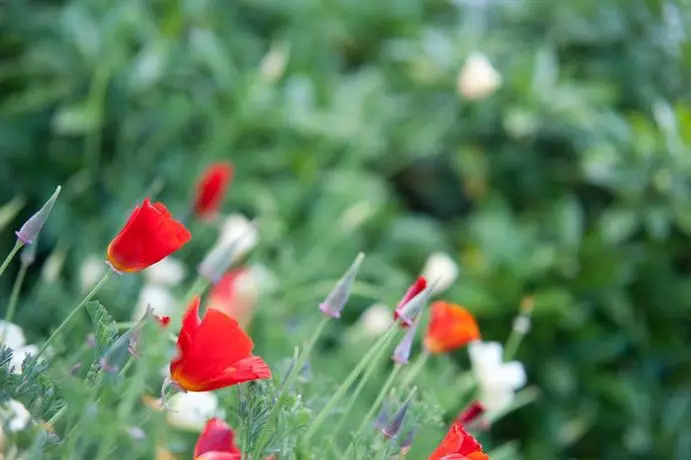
xmin=382 ymin=389 xmax=416 ymax=439
xmin=15 ymin=186 xmax=61 ymax=245
xmin=318 ymin=252 xmax=365 ymax=319
xmin=392 ymin=320 xmax=418 ymax=365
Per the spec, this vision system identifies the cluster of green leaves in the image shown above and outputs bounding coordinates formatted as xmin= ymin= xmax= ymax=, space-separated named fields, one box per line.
xmin=2 ymin=0 xmax=691 ymax=458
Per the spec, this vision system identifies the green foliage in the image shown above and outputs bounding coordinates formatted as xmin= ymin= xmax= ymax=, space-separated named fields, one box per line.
xmin=1 ymin=0 xmax=691 ymax=458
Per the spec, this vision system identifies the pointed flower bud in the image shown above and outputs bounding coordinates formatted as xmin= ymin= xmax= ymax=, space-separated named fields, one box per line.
xmin=395 ymin=280 xmax=436 ymax=328
xmin=392 ymin=319 xmax=418 ymax=365
xmin=382 ymin=389 xmax=416 ymax=439
xmin=318 ymin=252 xmax=365 ymax=319
xmin=15 ymin=186 xmax=61 ymax=245
xmin=374 ymin=399 xmax=390 ymax=431
xmin=400 ymin=428 xmax=416 ymax=455
xmin=198 ymin=239 xmax=242 ymax=284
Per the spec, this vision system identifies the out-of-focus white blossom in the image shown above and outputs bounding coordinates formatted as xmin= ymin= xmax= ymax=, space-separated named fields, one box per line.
xmin=0 ymin=399 xmax=31 ymax=432
xmin=421 ymin=252 xmax=459 ymax=294
xmin=457 ymin=52 xmax=502 ymax=101
xmin=217 ymin=214 xmax=259 ymax=260
xmin=41 ymin=247 xmax=67 ymax=284
xmin=359 ymin=303 xmax=393 ymax=338
xmin=79 ymin=255 xmax=106 ymax=293
xmin=339 ymin=201 xmax=375 ymax=231
xmin=0 ymin=321 xmax=40 ymax=374
xmin=259 ymin=42 xmax=290 ymax=83
xmin=144 ymin=257 xmax=187 ymax=286
xmin=166 ymin=391 xmax=222 ymax=431
xmin=468 ymin=341 xmax=526 ymax=415
xmin=132 ymin=284 xmax=175 ymax=322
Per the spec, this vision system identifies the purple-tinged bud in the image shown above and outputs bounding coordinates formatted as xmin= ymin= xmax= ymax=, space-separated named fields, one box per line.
xmin=99 ymin=357 xmax=118 ymax=373
xmin=382 ymin=388 xmax=416 ymax=439
xmin=319 ymin=252 xmax=365 ymax=319
xmin=400 ymin=428 xmax=416 ymax=455
xmin=15 ymin=186 xmax=61 ymax=245
xmin=392 ymin=319 xmax=418 ymax=365
xmin=374 ymin=399 xmax=390 ymax=431
xmin=396 ymin=281 xmax=436 ymax=327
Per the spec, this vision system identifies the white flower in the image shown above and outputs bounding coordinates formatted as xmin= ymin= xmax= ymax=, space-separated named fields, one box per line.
xmin=0 ymin=321 xmax=39 ymax=374
xmin=421 ymin=252 xmax=459 ymax=293
xmin=132 ymin=285 xmax=175 ymax=322
xmin=79 ymin=255 xmax=106 ymax=293
xmin=358 ymin=303 xmax=393 ymax=338
xmin=457 ymin=52 xmax=502 ymax=101
xmin=217 ymin=214 xmax=259 ymax=260
xmin=0 ymin=399 xmax=31 ymax=432
xmin=468 ymin=341 xmax=526 ymax=415
xmin=259 ymin=42 xmax=290 ymax=83
xmin=166 ymin=391 xmax=222 ymax=431
xmin=144 ymin=257 xmax=187 ymax=286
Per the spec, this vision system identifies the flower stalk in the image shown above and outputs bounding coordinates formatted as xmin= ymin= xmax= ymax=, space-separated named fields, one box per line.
xmin=37 ymin=270 xmax=113 ymax=358
xmin=0 ymin=240 xmax=23 ymax=279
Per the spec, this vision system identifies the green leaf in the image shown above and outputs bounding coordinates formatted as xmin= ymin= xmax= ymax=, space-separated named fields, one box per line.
xmin=85 ymin=301 xmax=117 ymax=356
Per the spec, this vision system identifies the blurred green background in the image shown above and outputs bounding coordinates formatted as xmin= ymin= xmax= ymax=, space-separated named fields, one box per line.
xmin=2 ymin=0 xmax=691 ymax=458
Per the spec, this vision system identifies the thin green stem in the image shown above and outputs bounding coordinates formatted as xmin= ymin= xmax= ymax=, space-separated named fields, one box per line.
xmin=3 ymin=261 xmax=29 ymax=326
xmin=356 ymin=364 xmax=402 ymax=438
xmin=37 ymin=270 xmax=113 ymax=357
xmin=0 ymin=240 xmax=23 ymax=279
xmin=303 ymin=325 xmax=398 ymax=442
xmin=503 ymin=315 xmax=529 ymax=362
xmin=252 ymin=316 xmax=330 ymax=457
xmin=331 ymin=332 xmax=395 ymax=444
xmin=399 ymin=350 xmax=429 ymax=391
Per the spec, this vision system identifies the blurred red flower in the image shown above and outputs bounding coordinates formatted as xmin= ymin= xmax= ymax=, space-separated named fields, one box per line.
xmin=393 ymin=276 xmax=427 ymax=327
xmin=170 ymin=296 xmax=271 ymax=392
xmin=193 ymin=162 xmax=234 ymax=219
xmin=107 ymin=199 xmax=190 ymax=273
xmin=428 ymin=420 xmax=488 ymax=460
xmin=424 ymin=301 xmax=480 ymax=354
xmin=194 ymin=418 xmax=241 ymax=460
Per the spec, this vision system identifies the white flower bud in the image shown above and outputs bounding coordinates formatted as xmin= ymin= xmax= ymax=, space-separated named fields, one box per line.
xmin=457 ymin=52 xmax=502 ymax=101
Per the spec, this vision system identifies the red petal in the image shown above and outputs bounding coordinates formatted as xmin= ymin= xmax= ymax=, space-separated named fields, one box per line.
xmin=194 ymin=418 xmax=241 ymax=457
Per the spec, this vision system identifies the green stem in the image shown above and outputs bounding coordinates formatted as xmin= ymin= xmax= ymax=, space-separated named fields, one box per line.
xmin=252 ymin=316 xmax=330 ymax=457
xmin=399 ymin=350 xmax=429 ymax=391
xmin=331 ymin=333 xmax=395 ymax=444
xmin=1 ymin=260 xmax=28 ymax=340
xmin=303 ymin=325 xmax=398 ymax=442
xmin=37 ymin=270 xmax=113 ymax=357
xmin=0 ymin=240 xmax=23 ymax=279
xmin=355 ymin=364 xmax=402 ymax=439
xmin=503 ymin=316 xmax=527 ymax=362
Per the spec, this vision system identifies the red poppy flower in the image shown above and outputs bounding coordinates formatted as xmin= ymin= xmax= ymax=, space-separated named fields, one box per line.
xmin=170 ymin=296 xmax=271 ymax=392
xmin=393 ymin=277 xmax=427 ymax=327
xmin=428 ymin=420 xmax=489 ymax=460
xmin=106 ymin=199 xmax=191 ymax=273
xmin=194 ymin=418 xmax=242 ymax=460
xmin=207 ymin=268 xmax=258 ymax=328
xmin=193 ymin=162 xmax=234 ymax=219
xmin=424 ymin=301 xmax=480 ymax=354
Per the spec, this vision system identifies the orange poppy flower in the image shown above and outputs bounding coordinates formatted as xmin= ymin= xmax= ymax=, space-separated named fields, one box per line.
xmin=424 ymin=301 xmax=480 ymax=354
xmin=194 ymin=418 xmax=242 ymax=460
xmin=170 ymin=296 xmax=271 ymax=392
xmin=207 ymin=268 xmax=258 ymax=329
xmin=394 ymin=276 xmax=427 ymax=327
xmin=193 ymin=162 xmax=234 ymax=219
xmin=428 ymin=420 xmax=489 ymax=460
xmin=107 ymin=199 xmax=191 ymax=273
